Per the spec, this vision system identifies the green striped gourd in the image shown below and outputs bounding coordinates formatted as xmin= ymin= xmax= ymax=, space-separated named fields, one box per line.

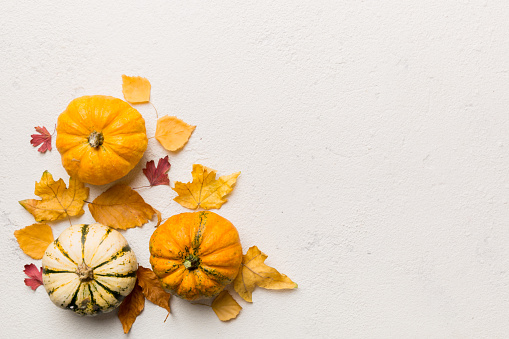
xmin=42 ymin=223 xmax=138 ymax=315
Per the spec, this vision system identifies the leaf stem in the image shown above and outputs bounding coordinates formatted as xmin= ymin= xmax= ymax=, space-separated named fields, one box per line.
xmin=149 ymin=101 xmax=159 ymax=119
xmin=131 ymin=185 xmax=152 ymax=190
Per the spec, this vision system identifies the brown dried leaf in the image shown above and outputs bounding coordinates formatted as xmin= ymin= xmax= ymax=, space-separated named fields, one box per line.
xmin=14 ymin=223 xmax=54 ymax=259
xmin=118 ymin=283 xmax=145 ymax=334
xmin=137 ymin=266 xmax=171 ymax=313
xmin=89 ymin=184 xmax=156 ymax=230
xmin=233 ymin=246 xmax=298 ymax=302
xmin=211 ymin=290 xmax=242 ymax=321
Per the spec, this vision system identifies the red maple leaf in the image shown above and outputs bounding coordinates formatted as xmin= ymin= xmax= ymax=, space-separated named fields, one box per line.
xmin=30 ymin=126 xmax=52 ymax=153
xmin=143 ymin=156 xmax=171 ymax=186
xmin=24 ymin=264 xmax=43 ymax=291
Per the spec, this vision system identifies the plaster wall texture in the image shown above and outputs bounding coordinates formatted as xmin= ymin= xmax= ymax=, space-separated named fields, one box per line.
xmin=1 ymin=1 xmax=509 ymax=338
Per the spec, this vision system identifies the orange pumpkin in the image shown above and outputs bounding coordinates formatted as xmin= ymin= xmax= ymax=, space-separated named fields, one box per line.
xmin=149 ymin=211 xmax=242 ymax=300
xmin=56 ymin=95 xmax=148 ymax=185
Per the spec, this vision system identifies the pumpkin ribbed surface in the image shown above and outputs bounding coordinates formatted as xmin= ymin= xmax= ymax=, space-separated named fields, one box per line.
xmin=56 ymin=95 xmax=148 ymax=185
xmin=149 ymin=211 xmax=242 ymax=301
xmin=42 ymin=223 xmax=137 ymax=315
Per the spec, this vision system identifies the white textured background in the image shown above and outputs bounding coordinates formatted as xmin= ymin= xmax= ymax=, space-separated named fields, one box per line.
xmin=2 ymin=1 xmax=509 ymax=338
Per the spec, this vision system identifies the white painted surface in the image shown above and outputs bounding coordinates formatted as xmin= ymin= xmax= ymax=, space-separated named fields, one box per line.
xmin=2 ymin=1 xmax=509 ymax=338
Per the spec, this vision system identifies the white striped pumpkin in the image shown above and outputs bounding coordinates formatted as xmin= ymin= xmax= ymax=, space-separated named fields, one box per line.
xmin=42 ymin=223 xmax=138 ymax=316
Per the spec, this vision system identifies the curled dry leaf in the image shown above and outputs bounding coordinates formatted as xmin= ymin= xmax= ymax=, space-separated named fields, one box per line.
xmin=89 ymin=184 xmax=157 ymax=230
xmin=122 ymin=75 xmax=151 ymax=104
xmin=118 ymin=283 xmax=145 ymax=334
xmin=211 ymin=290 xmax=242 ymax=321
xmin=19 ymin=171 xmax=89 ymax=222
xmin=143 ymin=156 xmax=171 ymax=186
xmin=173 ymin=164 xmax=240 ymax=210
xmin=233 ymin=246 xmax=298 ymax=302
xmin=155 ymin=115 xmax=195 ymax=152
xmin=30 ymin=126 xmax=52 ymax=153
xmin=14 ymin=223 xmax=54 ymax=259
xmin=24 ymin=264 xmax=43 ymax=291
xmin=137 ymin=266 xmax=171 ymax=313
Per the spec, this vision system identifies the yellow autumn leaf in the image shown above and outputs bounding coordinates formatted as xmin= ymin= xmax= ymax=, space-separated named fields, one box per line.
xmin=233 ymin=246 xmax=298 ymax=303
xmin=172 ymin=164 xmax=240 ymax=210
xmin=89 ymin=184 xmax=157 ymax=230
xmin=14 ymin=223 xmax=54 ymax=259
xmin=211 ymin=290 xmax=242 ymax=321
xmin=137 ymin=266 xmax=171 ymax=313
xmin=122 ymin=75 xmax=151 ymax=104
xmin=19 ymin=171 xmax=89 ymax=222
xmin=155 ymin=115 xmax=196 ymax=152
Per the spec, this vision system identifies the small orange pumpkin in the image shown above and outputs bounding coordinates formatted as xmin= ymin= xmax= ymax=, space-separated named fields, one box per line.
xmin=56 ymin=95 xmax=148 ymax=185
xmin=149 ymin=211 xmax=242 ymax=300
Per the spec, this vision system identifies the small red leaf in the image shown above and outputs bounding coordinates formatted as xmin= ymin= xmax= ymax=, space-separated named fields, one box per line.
xmin=30 ymin=126 xmax=52 ymax=153
xmin=24 ymin=264 xmax=43 ymax=291
xmin=143 ymin=156 xmax=171 ymax=186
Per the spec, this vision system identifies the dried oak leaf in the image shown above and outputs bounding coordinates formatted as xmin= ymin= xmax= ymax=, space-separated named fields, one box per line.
xmin=24 ymin=263 xmax=43 ymax=291
xmin=155 ymin=115 xmax=195 ymax=152
xmin=211 ymin=290 xmax=242 ymax=321
xmin=19 ymin=171 xmax=89 ymax=222
xmin=30 ymin=126 xmax=52 ymax=153
xmin=143 ymin=156 xmax=171 ymax=186
xmin=173 ymin=164 xmax=240 ymax=210
xmin=88 ymin=184 xmax=157 ymax=230
xmin=14 ymin=223 xmax=54 ymax=259
xmin=122 ymin=75 xmax=151 ymax=104
xmin=137 ymin=266 xmax=171 ymax=313
xmin=118 ymin=283 xmax=145 ymax=334
xmin=233 ymin=246 xmax=298 ymax=302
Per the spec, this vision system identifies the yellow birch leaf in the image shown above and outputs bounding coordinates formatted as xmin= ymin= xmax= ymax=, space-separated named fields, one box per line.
xmin=14 ymin=223 xmax=54 ymax=259
xmin=137 ymin=266 xmax=171 ymax=313
xmin=118 ymin=283 xmax=145 ymax=334
xmin=233 ymin=246 xmax=298 ymax=303
xmin=19 ymin=171 xmax=89 ymax=222
xmin=122 ymin=75 xmax=151 ymax=104
xmin=155 ymin=115 xmax=196 ymax=151
xmin=88 ymin=184 xmax=157 ymax=230
xmin=172 ymin=164 xmax=240 ymax=210
xmin=211 ymin=290 xmax=242 ymax=321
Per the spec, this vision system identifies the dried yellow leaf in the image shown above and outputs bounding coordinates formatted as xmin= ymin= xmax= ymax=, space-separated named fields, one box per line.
xmin=122 ymin=75 xmax=151 ymax=104
xmin=172 ymin=164 xmax=240 ymax=210
xmin=211 ymin=290 xmax=242 ymax=321
xmin=233 ymin=246 xmax=298 ymax=302
xmin=88 ymin=184 xmax=157 ymax=230
xmin=155 ymin=115 xmax=196 ymax=152
xmin=14 ymin=223 xmax=54 ymax=259
xmin=19 ymin=171 xmax=89 ymax=222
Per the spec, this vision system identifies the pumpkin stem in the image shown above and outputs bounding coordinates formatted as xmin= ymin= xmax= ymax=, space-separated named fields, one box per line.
xmin=183 ymin=254 xmax=201 ymax=271
xmin=88 ymin=131 xmax=104 ymax=148
xmin=76 ymin=262 xmax=94 ymax=281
